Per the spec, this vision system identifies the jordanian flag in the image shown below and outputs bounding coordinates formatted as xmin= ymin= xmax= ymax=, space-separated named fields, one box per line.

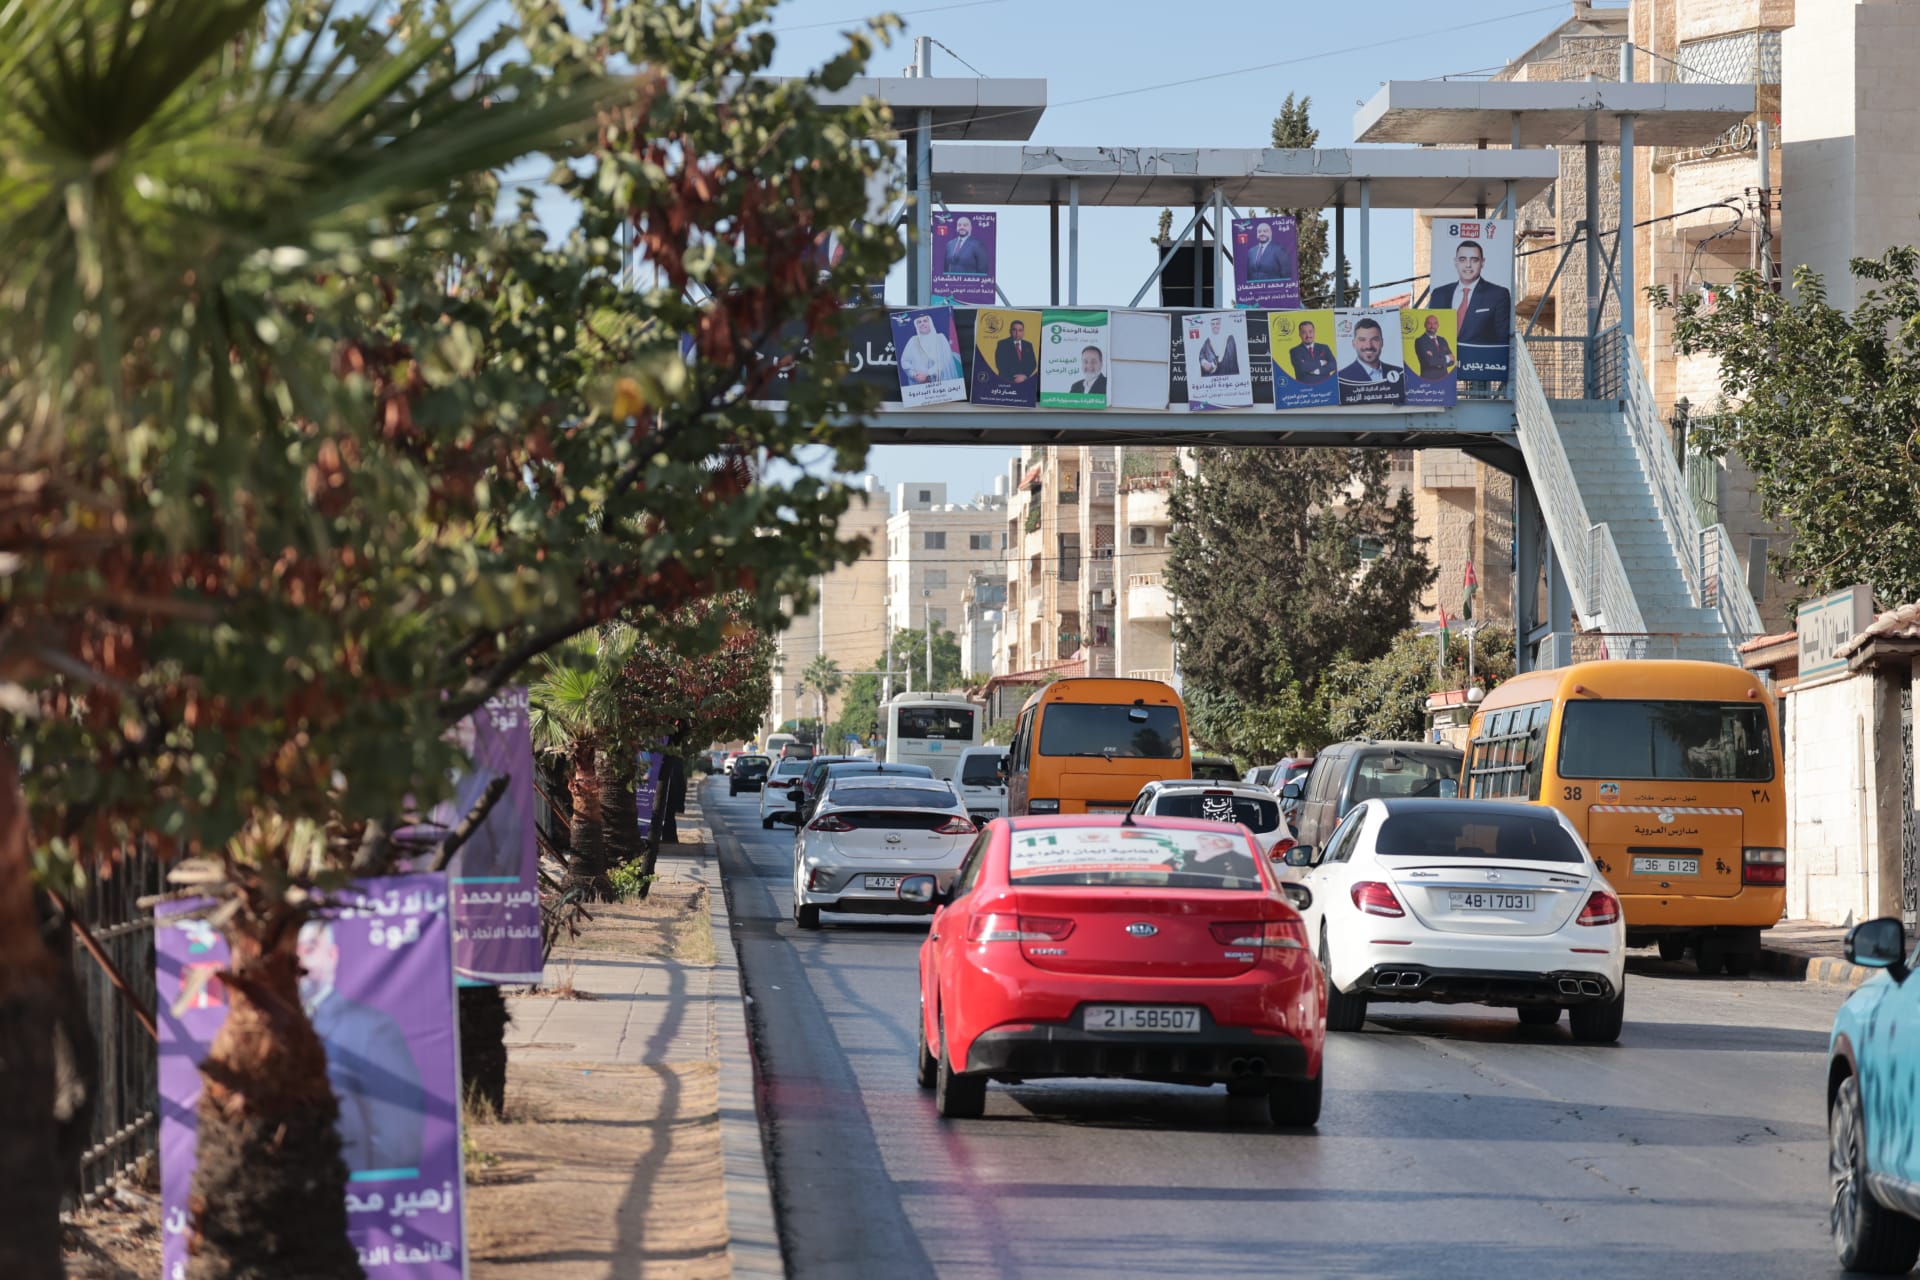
xmin=1462 ymin=559 xmax=1479 ymax=621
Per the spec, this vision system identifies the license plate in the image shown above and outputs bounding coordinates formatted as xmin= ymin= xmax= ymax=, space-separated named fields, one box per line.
xmin=1632 ymin=856 xmax=1699 ymax=876
xmin=1083 ymin=1005 xmax=1201 ymax=1034
xmin=1447 ymin=891 xmax=1536 ymax=911
xmin=864 ymin=875 xmax=905 ymax=890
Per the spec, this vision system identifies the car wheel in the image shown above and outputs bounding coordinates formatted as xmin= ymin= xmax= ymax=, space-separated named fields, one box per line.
xmin=1517 ymin=1005 xmax=1562 ymax=1027
xmin=1321 ymin=930 xmax=1367 ymax=1033
xmin=1267 ymin=1071 xmax=1323 ymax=1128
xmin=1568 ymin=987 xmax=1625 ymax=1044
xmin=914 ymin=1007 xmax=938 ymax=1090
xmin=1722 ymin=945 xmax=1758 ymax=977
xmin=1832 ymin=1073 xmax=1920 ymax=1273
xmin=794 ymin=903 xmax=821 ymax=931
xmin=1657 ymin=937 xmax=1687 ymax=963
xmin=935 ymin=1021 xmax=986 ymax=1119
xmin=1695 ymin=935 xmax=1728 ymax=976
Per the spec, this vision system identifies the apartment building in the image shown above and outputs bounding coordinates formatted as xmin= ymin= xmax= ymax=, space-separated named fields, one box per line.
xmin=767 ymin=484 xmax=890 ymax=733
xmin=1115 ymin=446 xmax=1178 ymax=682
xmin=959 ymin=571 xmax=1006 ymax=679
xmin=996 ymin=447 xmax=1120 ymax=680
xmin=884 ymin=483 xmax=1008 ymax=680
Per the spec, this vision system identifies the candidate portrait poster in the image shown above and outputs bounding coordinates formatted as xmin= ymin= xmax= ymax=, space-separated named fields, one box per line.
xmin=890 ymin=307 xmax=967 ymax=407
xmin=160 ymin=875 xmax=466 ymax=1279
xmin=1232 ymin=216 xmax=1300 ymax=310
xmin=1268 ymin=310 xmax=1339 ymax=410
xmin=931 ymin=210 xmax=997 ymax=306
xmin=1429 ymin=217 xmax=1513 ymax=380
xmin=1181 ymin=311 xmax=1254 ymax=410
xmin=1402 ymin=308 xmax=1459 ymax=408
xmin=970 ymin=308 xmax=1044 ymax=407
xmin=1335 ymin=307 xmax=1406 ymax=407
xmin=1038 ymin=310 xmax=1110 ymax=409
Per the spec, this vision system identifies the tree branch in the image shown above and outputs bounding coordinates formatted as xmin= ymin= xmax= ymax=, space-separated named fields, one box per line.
xmin=443 ymin=616 xmax=601 ymax=725
xmin=431 ymin=773 xmax=511 ymax=872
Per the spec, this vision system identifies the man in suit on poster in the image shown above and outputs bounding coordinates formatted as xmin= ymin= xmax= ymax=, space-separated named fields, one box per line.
xmin=1428 ymin=240 xmax=1512 ymax=350
xmin=942 ymin=216 xmax=989 ymax=275
xmin=1413 ymin=314 xmax=1455 ymax=379
xmin=1338 ymin=317 xmax=1402 ymax=385
xmin=1286 ymin=320 xmax=1337 ymax=383
xmin=994 ymin=320 xmax=1037 ymax=385
xmin=1069 ymin=346 xmax=1107 ymax=396
xmin=298 ymin=922 xmax=425 ymax=1174
xmin=1243 ymin=220 xmax=1292 ymax=281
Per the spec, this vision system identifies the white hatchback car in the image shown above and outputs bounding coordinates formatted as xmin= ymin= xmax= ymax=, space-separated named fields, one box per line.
xmin=1128 ymin=780 xmax=1298 ymax=863
xmin=759 ymin=758 xmax=809 ymax=829
xmin=1289 ymin=798 xmax=1627 ymax=1042
xmin=792 ymin=776 xmax=978 ymax=930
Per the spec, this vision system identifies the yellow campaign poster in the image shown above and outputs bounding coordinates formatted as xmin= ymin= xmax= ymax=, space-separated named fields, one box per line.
xmin=1268 ymin=309 xmax=1337 ymax=410
xmin=969 ymin=308 xmax=1043 ymax=408
xmin=1401 ymin=308 xmax=1458 ymax=407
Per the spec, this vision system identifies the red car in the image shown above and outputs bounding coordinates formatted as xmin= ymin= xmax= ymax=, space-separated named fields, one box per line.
xmin=902 ymin=814 xmax=1327 ymax=1126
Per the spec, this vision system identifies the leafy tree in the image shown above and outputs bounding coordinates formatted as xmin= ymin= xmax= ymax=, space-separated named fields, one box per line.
xmin=531 ymin=628 xmax=641 ymax=893
xmin=1267 ymin=94 xmax=1349 ymax=307
xmin=831 ymin=667 xmax=887 ymax=748
xmin=1662 ymin=255 xmax=1920 ymax=602
xmin=1320 ymin=627 xmax=1516 ymax=744
xmin=800 ymin=653 xmax=845 ymax=726
xmin=892 ymin=623 xmax=967 ymax=692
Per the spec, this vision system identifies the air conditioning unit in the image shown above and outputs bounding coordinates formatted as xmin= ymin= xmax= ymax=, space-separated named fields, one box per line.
xmin=1090 ymin=588 xmax=1116 ymax=609
xmin=1129 ymin=527 xmax=1150 ymax=546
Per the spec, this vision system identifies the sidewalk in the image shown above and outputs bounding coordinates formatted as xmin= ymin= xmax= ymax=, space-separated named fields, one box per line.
xmin=1759 ymin=919 xmax=1876 ymax=988
xmin=466 ymin=793 xmax=780 ymax=1279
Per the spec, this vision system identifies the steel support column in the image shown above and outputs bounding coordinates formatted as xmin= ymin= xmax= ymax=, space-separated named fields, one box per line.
xmin=1212 ymin=188 xmax=1226 ymax=307
xmin=1618 ymin=112 xmax=1636 ymax=342
xmin=1050 ymin=198 xmax=1060 ymax=306
xmin=1583 ymin=134 xmax=1601 ymax=397
xmin=1358 ymin=179 xmax=1372 ymax=301
xmin=1334 ymin=197 xmax=1346 ymax=306
xmin=1068 ymin=178 xmax=1080 ymax=305
xmin=915 ymin=108 xmax=933 ymax=305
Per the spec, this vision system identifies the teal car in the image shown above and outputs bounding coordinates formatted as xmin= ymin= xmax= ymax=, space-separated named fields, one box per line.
xmin=1829 ymin=917 xmax=1920 ymax=1273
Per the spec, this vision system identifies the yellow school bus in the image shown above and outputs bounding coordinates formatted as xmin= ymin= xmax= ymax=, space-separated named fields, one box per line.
xmin=1462 ymin=660 xmax=1784 ymax=975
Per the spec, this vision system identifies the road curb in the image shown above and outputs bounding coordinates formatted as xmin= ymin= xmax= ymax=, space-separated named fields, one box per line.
xmin=1758 ymin=946 xmax=1873 ymax=989
xmin=691 ymin=786 xmax=787 ymax=1279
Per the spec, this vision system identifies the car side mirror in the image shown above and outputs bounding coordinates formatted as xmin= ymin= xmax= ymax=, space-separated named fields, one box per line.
xmin=787 ymin=788 xmax=804 ymax=803
xmin=1281 ymin=883 xmax=1313 ymax=912
xmin=1280 ymin=780 xmax=1303 ymax=800
xmin=897 ymin=875 xmax=940 ymax=906
xmin=1846 ymin=917 xmax=1909 ymax=983
xmin=1287 ymin=845 xmax=1316 ymax=867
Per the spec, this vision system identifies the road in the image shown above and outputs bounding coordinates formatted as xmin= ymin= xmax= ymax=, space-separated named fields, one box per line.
xmin=707 ymin=780 xmax=1854 ymax=1280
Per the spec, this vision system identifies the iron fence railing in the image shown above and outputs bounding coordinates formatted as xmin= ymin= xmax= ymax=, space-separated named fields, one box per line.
xmin=1618 ymin=339 xmax=1704 ymax=608
xmin=1564 ymin=632 xmax=1741 ymax=663
xmin=1702 ymin=523 xmax=1767 ymax=649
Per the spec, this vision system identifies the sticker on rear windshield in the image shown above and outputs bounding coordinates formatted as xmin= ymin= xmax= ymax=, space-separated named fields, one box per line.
xmin=1008 ymin=829 xmax=1243 ymax=880
xmin=1199 ymin=795 xmax=1236 ymax=823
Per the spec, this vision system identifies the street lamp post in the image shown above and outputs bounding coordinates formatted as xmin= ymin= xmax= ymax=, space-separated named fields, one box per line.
xmin=923 ymin=588 xmax=933 ymax=690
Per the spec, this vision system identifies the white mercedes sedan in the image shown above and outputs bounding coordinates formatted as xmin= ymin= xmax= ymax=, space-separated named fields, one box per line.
xmin=1287 ymin=798 xmax=1627 ymax=1042
xmin=792 ymin=776 xmax=977 ymax=931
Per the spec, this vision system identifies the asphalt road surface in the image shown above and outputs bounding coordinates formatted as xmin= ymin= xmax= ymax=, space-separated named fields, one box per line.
xmin=707 ymin=780 xmax=1855 ymax=1280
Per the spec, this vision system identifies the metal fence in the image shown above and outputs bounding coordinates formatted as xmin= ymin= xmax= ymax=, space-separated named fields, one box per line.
xmin=1524 ymin=327 xmax=1625 ymax=401
xmin=69 ymin=848 xmax=166 ymax=1203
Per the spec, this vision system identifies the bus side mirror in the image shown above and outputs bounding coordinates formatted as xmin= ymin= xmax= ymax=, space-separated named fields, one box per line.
xmin=1438 ymin=779 xmax=1459 ymax=799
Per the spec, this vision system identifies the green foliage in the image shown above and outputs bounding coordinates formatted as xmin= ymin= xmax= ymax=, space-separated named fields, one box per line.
xmin=1267 ymin=95 xmax=1348 ymax=307
xmin=830 ymin=668 xmax=885 ymax=747
xmin=983 ymin=717 xmax=1017 ymax=745
xmin=890 ymin=624 xmax=967 ymax=693
xmin=1321 ymin=627 xmax=1516 ymax=744
xmin=608 ymin=861 xmax=656 ymax=902
xmin=1662 ymin=254 xmax=1920 ymax=603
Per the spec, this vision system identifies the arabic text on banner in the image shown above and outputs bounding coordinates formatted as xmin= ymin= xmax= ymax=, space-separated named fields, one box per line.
xmin=1038 ymin=310 xmax=1110 ymax=409
xmin=931 ymin=210 xmax=997 ymax=306
xmin=1232 ymin=216 xmax=1301 ymax=310
xmin=970 ymin=308 xmax=1044 ymax=407
xmin=159 ymin=874 xmax=466 ymax=1280
xmin=1401 ymin=308 xmax=1459 ymax=407
xmin=1268 ymin=309 xmax=1339 ymax=410
xmin=890 ymin=307 xmax=968 ymax=407
xmin=1428 ymin=218 xmax=1513 ymax=380
xmin=1334 ymin=307 xmax=1406 ymax=407
xmin=1180 ymin=311 xmax=1254 ymax=410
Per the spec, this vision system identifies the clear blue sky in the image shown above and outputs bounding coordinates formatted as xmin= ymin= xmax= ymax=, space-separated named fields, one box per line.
xmin=490 ymin=0 xmax=1599 ymax=502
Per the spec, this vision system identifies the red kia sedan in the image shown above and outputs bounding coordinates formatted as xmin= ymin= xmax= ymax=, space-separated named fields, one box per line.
xmin=902 ymin=814 xmax=1327 ymax=1126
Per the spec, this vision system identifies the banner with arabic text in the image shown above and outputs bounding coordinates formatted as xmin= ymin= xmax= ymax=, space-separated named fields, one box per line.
xmin=931 ymin=210 xmax=997 ymax=306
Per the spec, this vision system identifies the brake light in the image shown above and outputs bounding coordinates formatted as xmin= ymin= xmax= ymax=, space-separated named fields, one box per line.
xmin=932 ymin=816 xmax=978 ymax=835
xmin=807 ymin=814 xmax=853 ymax=832
xmin=1209 ymin=920 xmax=1306 ymax=950
xmin=1268 ymin=836 xmax=1296 ymax=861
xmin=1351 ymin=882 xmax=1405 ymax=918
xmin=1742 ymin=847 xmax=1786 ymax=886
xmin=1577 ymin=890 xmax=1621 ymax=926
xmin=967 ymin=913 xmax=1075 ymax=942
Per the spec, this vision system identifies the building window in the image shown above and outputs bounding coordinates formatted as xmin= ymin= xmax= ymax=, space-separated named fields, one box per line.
xmin=1747 ymin=537 xmax=1769 ymax=602
xmin=928 ymin=607 xmax=948 ymax=629
xmin=925 ymin=570 xmax=948 ymax=591
xmin=924 ymin=531 xmax=946 ymax=550
xmin=918 ymin=488 xmax=933 ymax=504
xmin=969 ymin=532 xmax=993 ymax=550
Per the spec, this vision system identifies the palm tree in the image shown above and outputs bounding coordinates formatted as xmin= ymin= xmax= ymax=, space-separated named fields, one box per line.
xmin=531 ymin=627 xmax=639 ymax=897
xmin=800 ymin=653 xmax=844 ymax=738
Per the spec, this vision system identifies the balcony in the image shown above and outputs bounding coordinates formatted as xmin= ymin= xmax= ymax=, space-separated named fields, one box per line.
xmin=1127 ymin=572 xmax=1172 ymax=621
xmin=1123 ymin=485 xmax=1171 ymax=531
xmin=1127 ymin=667 xmax=1174 ymax=683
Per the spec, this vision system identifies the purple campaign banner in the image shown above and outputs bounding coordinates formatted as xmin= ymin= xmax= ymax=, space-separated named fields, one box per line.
xmin=430 ymin=687 xmax=541 ymax=986
xmin=931 ymin=210 xmax=996 ymax=306
xmin=1232 ymin=216 xmax=1300 ymax=310
xmin=160 ymin=875 xmax=466 ymax=1279
xmin=636 ymin=751 xmax=664 ymax=828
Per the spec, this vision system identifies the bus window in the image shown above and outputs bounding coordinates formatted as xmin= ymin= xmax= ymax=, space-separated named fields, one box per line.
xmin=1557 ymin=700 xmax=1774 ymax=781
xmin=897 ymin=705 xmax=976 ymax=741
xmin=1037 ymin=704 xmax=1184 ymax=759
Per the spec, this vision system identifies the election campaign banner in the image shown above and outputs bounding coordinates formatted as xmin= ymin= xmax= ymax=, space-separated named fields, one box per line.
xmin=1232 ymin=216 xmax=1300 ymax=310
xmin=1268 ymin=310 xmax=1339 ymax=410
xmin=1428 ymin=218 xmax=1513 ymax=380
xmin=970 ymin=308 xmax=1044 ymax=407
xmin=931 ymin=210 xmax=997 ymax=306
xmin=1335 ymin=307 xmax=1406 ymax=407
xmin=635 ymin=750 xmax=664 ymax=829
xmin=160 ymin=875 xmax=465 ymax=1279
xmin=1402 ymin=308 xmax=1459 ymax=408
xmin=423 ymin=687 xmax=541 ymax=986
xmin=1180 ymin=311 xmax=1254 ymax=410
xmin=1038 ymin=310 xmax=1111 ymax=409
xmin=889 ymin=307 xmax=968 ymax=407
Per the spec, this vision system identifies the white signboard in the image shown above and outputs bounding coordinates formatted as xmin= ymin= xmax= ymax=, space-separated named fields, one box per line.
xmin=1795 ymin=584 xmax=1874 ymax=684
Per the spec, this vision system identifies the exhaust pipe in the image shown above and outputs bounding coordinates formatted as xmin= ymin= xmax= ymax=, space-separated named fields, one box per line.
xmin=1244 ymin=1059 xmax=1268 ymax=1077
xmin=1228 ymin=1058 xmax=1251 ymax=1077
xmin=1579 ymin=979 xmax=1604 ymax=997
xmin=1398 ymin=972 xmax=1424 ymax=989
xmin=1558 ymin=978 xmax=1582 ymax=996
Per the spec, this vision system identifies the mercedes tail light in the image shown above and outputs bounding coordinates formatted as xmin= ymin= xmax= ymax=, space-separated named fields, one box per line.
xmin=932 ymin=816 xmax=978 ymax=835
xmin=807 ymin=814 xmax=854 ymax=833
xmin=1576 ymin=890 xmax=1621 ymax=926
xmin=1351 ymin=881 xmax=1405 ymax=918
xmin=967 ymin=914 xmax=1075 ymax=943
xmin=1742 ymin=847 xmax=1786 ymax=886
xmin=1209 ymin=920 xmax=1306 ymax=950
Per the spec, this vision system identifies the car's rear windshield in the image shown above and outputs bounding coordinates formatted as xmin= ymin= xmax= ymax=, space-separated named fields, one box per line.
xmin=826 ymin=763 xmax=933 ymax=779
xmin=1557 ymin=700 xmax=1775 ymax=782
xmin=1038 ymin=704 xmax=1184 ymax=759
xmin=959 ymin=754 xmax=1007 ymax=786
xmin=1350 ymin=752 xmax=1459 ymax=800
xmin=826 ymin=786 xmax=957 ymax=810
xmin=1008 ymin=827 xmax=1262 ymax=890
xmin=735 ymin=756 xmax=770 ymax=774
xmin=1375 ymin=811 xmax=1585 ymax=864
xmin=1151 ymin=793 xmax=1280 ymax=833
xmin=770 ymin=760 xmax=807 ymax=779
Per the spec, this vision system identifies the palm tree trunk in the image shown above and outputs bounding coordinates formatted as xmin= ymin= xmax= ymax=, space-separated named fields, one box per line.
xmin=457 ymin=985 xmax=510 ymax=1116
xmin=0 ymin=759 xmax=64 ymax=1280
xmin=599 ymin=750 xmax=640 ymax=888
xmin=566 ymin=744 xmax=605 ymax=890
xmin=188 ymin=907 xmax=359 ymax=1279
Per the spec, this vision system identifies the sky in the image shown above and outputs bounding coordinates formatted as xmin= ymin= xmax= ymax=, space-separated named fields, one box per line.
xmin=487 ymin=0 xmax=1603 ymax=503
